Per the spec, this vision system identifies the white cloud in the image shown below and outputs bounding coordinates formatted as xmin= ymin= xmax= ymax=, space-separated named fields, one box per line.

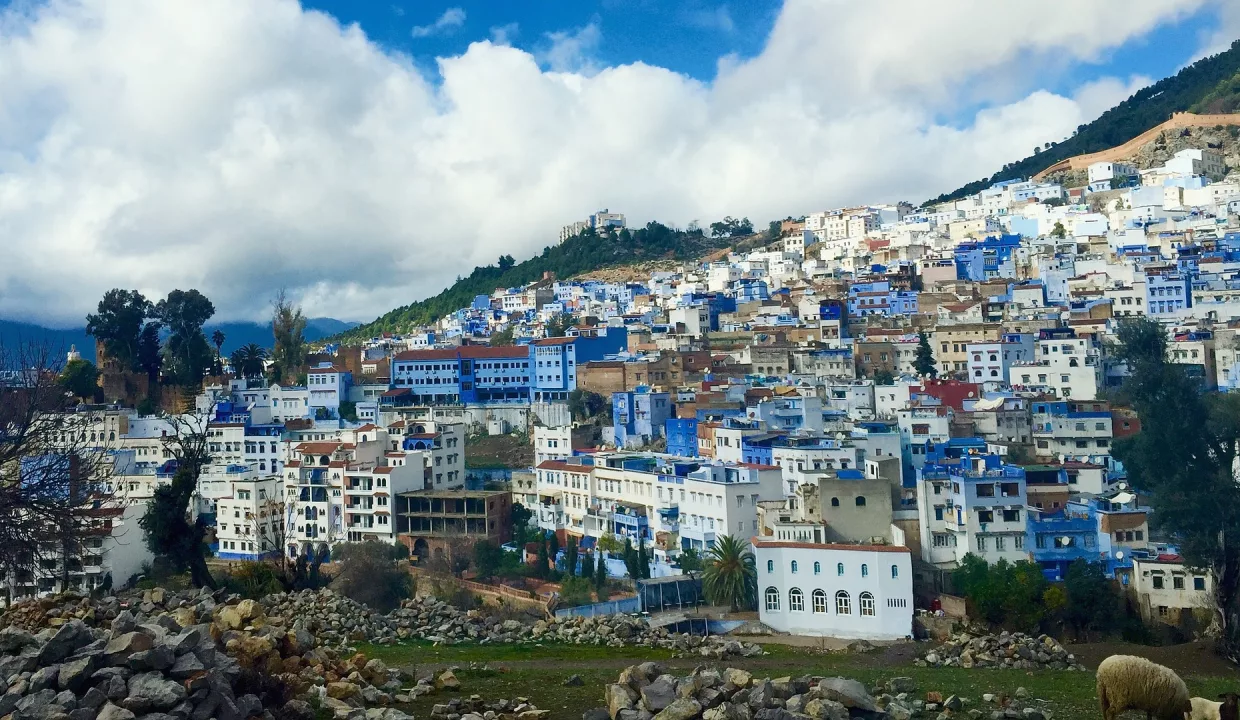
xmin=490 ymin=22 xmax=519 ymax=46
xmin=538 ymin=23 xmax=601 ymax=74
xmin=0 ymin=0 xmax=1222 ymax=326
xmin=411 ymin=7 xmax=464 ymax=38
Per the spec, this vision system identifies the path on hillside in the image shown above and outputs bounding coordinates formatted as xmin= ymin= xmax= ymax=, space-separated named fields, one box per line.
xmin=1032 ymin=112 xmax=1240 ymax=180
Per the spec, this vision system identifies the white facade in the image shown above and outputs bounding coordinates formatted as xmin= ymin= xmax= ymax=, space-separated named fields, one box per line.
xmin=754 ymin=540 xmax=913 ymax=640
xmin=1132 ymin=556 xmax=1213 ymax=624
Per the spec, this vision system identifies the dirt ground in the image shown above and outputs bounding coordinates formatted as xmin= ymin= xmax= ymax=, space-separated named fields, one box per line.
xmin=1065 ymin=639 xmax=1240 ymax=677
xmin=465 ymin=434 xmax=533 ymax=469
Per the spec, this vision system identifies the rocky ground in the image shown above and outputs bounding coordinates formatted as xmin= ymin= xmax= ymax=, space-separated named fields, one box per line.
xmin=915 ymin=631 xmax=1084 ymax=672
xmin=598 ymin=663 xmax=1056 ymax=720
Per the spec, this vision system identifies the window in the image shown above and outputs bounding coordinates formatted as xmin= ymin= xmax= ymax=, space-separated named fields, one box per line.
xmin=1173 ymin=576 xmax=1184 ymax=590
xmin=934 ymin=507 xmax=944 ymax=521
xmin=977 ymin=536 xmax=987 ymax=552
xmin=1152 ymin=576 xmax=1164 ymax=590
xmin=1194 ymin=577 xmax=1206 ymax=591
xmin=837 ymin=562 xmax=844 ymax=576
xmin=789 ymin=588 xmax=804 ymax=612
xmin=767 ymin=560 xmax=774 ymax=573
xmin=891 ymin=564 xmax=899 ymax=578
xmin=812 ymin=589 xmax=827 ymax=613
xmin=855 ymin=496 xmax=867 ymax=507
xmin=791 ymin=561 xmax=799 ymax=574
xmin=835 ymin=591 xmax=851 ymax=615
xmin=861 ymin=564 xmax=869 ymax=577
xmin=765 ymin=587 xmax=780 ymax=611
xmin=860 ymin=592 xmax=875 ymax=617
xmin=831 ymin=497 xmax=840 ymax=507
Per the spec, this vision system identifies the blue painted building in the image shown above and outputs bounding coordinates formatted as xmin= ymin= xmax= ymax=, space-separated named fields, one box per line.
xmin=665 ymin=417 xmax=700 ymax=458
xmin=1144 ymin=271 xmax=1191 ymax=316
xmin=530 ymin=326 xmax=628 ymax=402
xmin=614 ymin=387 xmax=673 ymax=448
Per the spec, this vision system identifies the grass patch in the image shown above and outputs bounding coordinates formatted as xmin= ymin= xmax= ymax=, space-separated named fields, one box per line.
xmin=363 ymin=642 xmax=1240 ymax=720
xmin=359 ymin=640 xmax=675 ymax=665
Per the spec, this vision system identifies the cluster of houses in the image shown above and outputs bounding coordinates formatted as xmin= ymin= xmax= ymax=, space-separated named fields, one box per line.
xmin=8 ymin=145 xmax=1237 ymax=639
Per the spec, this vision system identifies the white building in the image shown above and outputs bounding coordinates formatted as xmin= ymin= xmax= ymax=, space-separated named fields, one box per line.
xmin=1132 ymin=554 xmax=1214 ymax=626
xmin=966 ymin=335 xmax=1035 ymax=391
xmin=754 ymin=539 xmax=913 ymax=640
xmin=214 ymin=475 xmax=282 ymax=561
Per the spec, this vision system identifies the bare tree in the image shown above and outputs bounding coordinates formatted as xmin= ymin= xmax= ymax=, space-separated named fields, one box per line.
xmin=0 ymin=340 xmax=114 ymax=600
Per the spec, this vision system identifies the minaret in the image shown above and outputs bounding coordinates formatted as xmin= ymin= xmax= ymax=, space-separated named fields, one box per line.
xmin=67 ymin=344 xmax=81 ymax=363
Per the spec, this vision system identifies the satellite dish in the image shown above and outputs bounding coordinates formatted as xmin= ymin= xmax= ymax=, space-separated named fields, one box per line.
xmin=1060 ymin=537 xmax=1073 ymax=545
xmin=1115 ymin=551 xmax=1124 ymax=560
xmin=1057 ymin=454 xmax=1066 ymax=464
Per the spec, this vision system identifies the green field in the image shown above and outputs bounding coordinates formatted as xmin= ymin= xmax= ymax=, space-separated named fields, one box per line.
xmin=359 ymin=640 xmax=1240 ymax=719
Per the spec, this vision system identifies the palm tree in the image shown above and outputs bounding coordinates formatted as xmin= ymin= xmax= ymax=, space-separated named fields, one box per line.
xmin=210 ymin=330 xmax=226 ymax=376
xmin=230 ymin=343 xmax=268 ymax=379
xmin=701 ymin=535 xmax=757 ymax=612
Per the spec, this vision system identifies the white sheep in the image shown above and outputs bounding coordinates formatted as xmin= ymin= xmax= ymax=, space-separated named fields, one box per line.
xmin=1096 ymin=654 xmax=1191 ymax=720
xmin=1187 ymin=697 xmax=1223 ymax=720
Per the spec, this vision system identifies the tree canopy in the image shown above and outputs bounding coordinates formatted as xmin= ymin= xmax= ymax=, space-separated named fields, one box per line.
xmin=702 ymin=535 xmax=757 ymax=611
xmin=1110 ymin=316 xmax=1240 ymax=659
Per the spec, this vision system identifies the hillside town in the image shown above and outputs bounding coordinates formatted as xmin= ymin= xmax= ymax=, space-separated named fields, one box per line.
xmin=7 ymin=141 xmax=1240 ymax=653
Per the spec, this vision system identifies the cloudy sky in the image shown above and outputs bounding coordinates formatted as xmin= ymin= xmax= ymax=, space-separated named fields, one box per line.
xmin=0 ymin=0 xmax=1235 ymax=327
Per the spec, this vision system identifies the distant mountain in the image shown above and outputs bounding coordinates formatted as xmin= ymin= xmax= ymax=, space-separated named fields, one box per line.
xmin=0 ymin=317 xmax=358 ymax=363
xmin=330 ymin=221 xmax=741 ymax=344
xmin=930 ymin=39 xmax=1240 ymax=205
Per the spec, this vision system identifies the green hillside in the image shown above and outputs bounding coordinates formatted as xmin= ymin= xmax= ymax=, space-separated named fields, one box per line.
xmin=331 ymin=222 xmax=734 ymax=344
xmin=930 ymin=39 xmax=1240 ymax=205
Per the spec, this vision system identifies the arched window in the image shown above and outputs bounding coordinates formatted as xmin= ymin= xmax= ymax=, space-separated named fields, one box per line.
xmin=835 ymin=590 xmax=851 ymax=615
xmin=831 ymin=497 xmax=840 ymax=507
xmin=891 ymin=564 xmax=899 ymax=578
xmin=861 ymin=564 xmax=869 ymax=577
xmin=837 ymin=562 xmax=844 ymax=576
xmin=791 ymin=560 xmax=799 ymax=574
xmin=856 ymin=496 xmax=867 ymax=507
xmin=108 ymin=431 xmax=115 ymax=441
xmin=767 ymin=560 xmax=774 ymax=573
xmin=789 ymin=588 xmax=804 ymax=612
xmin=765 ymin=587 xmax=780 ymax=612
xmin=812 ymin=589 xmax=827 ymax=613
xmin=860 ymin=592 xmax=875 ymax=616
xmin=813 ymin=561 xmax=821 ymax=575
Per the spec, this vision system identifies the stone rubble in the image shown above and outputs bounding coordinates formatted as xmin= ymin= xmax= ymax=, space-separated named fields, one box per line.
xmin=594 ymin=666 xmax=1056 ymax=720
xmin=3 ymin=588 xmax=764 ymax=660
xmin=0 ymin=588 xmax=417 ymax=720
xmin=428 ymin=694 xmax=550 ymax=720
xmin=915 ymin=631 xmax=1085 ymax=672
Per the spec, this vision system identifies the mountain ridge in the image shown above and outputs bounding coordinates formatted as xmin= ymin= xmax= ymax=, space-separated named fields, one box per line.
xmin=0 ymin=317 xmax=357 ymax=363
xmin=930 ymin=39 xmax=1240 ymax=204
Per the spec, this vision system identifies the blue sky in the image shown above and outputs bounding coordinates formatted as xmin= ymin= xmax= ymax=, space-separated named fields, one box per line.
xmin=304 ymin=0 xmax=1221 ymax=96
xmin=304 ymin=1 xmax=777 ymax=81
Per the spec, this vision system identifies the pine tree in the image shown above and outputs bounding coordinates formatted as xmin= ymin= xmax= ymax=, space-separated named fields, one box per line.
xmin=564 ymin=541 xmax=578 ymax=578
xmin=536 ymin=538 xmax=549 ymax=578
xmin=914 ymin=330 xmax=938 ymax=378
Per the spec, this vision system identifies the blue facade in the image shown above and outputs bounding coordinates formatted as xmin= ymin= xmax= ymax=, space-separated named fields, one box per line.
xmin=1144 ymin=272 xmax=1191 ymax=316
xmin=736 ymin=278 xmax=770 ymax=303
xmin=613 ymin=387 xmax=672 ymax=448
xmin=665 ymin=417 xmax=699 ymax=458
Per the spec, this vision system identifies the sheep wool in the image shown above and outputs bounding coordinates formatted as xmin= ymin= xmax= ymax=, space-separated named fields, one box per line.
xmin=1188 ymin=697 xmax=1224 ymax=720
xmin=1096 ymin=654 xmax=1191 ymax=720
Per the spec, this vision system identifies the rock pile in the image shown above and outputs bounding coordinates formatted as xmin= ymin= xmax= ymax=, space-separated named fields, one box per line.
xmin=915 ymin=631 xmax=1084 ymax=671
xmin=428 ymin=695 xmax=550 ymax=720
xmin=3 ymin=587 xmax=765 ymax=661
xmin=0 ymin=608 xmax=305 ymax=720
xmin=389 ymin=597 xmax=763 ymax=659
xmin=596 ymin=666 xmax=1055 ymax=720
xmin=260 ymin=590 xmax=398 ymax=647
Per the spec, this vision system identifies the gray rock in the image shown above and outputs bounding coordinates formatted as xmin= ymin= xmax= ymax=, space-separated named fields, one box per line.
xmin=58 ymin=656 xmax=96 ymax=693
xmin=127 ymin=646 xmax=175 ymax=673
xmin=167 ymin=652 xmax=204 ymax=680
xmin=126 ymin=673 xmax=187 ymax=710
xmin=652 ymin=698 xmax=700 ymax=720
xmin=39 ymin=622 xmax=86 ymax=664
xmin=817 ymin=678 xmax=877 ymax=713
xmin=641 ymin=676 xmax=678 ymax=713
xmin=104 ymin=633 xmax=153 ymax=666
xmin=98 ymin=702 xmax=137 ymax=720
